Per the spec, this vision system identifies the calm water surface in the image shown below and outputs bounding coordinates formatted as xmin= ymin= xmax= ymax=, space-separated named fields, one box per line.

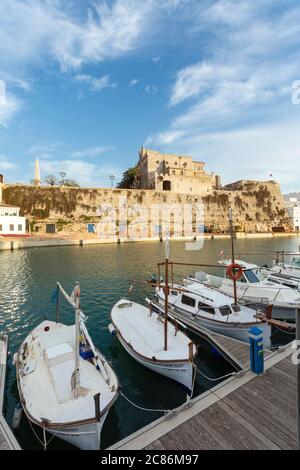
xmin=0 ymin=236 xmax=298 ymax=449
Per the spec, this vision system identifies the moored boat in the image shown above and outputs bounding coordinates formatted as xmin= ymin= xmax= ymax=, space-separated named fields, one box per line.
xmin=155 ymin=281 xmax=272 ymax=347
xmin=110 ymin=299 xmax=196 ymax=393
xmin=15 ymin=282 xmax=118 ymax=450
xmin=186 ymin=259 xmax=300 ymax=321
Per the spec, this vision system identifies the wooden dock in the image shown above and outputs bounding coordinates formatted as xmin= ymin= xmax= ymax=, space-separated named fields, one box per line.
xmin=109 ymin=342 xmax=297 ymax=450
xmin=0 ymin=335 xmax=21 ymax=450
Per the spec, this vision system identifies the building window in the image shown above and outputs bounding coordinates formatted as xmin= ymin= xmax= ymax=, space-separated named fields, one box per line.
xmin=18 ymin=224 xmax=23 ymax=231
xmin=163 ymin=180 xmax=171 ymax=191
xmin=10 ymin=224 xmax=14 ymax=231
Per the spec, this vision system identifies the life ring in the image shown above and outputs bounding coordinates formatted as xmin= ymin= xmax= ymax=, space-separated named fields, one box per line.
xmin=226 ymin=263 xmax=243 ymax=281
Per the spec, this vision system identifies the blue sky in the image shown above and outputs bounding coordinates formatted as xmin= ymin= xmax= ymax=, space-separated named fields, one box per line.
xmin=0 ymin=0 xmax=300 ymax=191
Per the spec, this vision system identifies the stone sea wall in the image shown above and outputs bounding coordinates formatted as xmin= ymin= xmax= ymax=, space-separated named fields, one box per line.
xmin=1 ymin=180 xmax=292 ymax=236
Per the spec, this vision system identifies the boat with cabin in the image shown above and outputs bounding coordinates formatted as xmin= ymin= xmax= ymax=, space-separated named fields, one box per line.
xmin=185 ymin=259 xmax=300 ymax=321
xmin=155 ymin=281 xmax=272 ymax=347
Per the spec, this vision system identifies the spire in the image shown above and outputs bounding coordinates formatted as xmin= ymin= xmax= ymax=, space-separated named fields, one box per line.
xmin=34 ymin=158 xmax=41 ymax=186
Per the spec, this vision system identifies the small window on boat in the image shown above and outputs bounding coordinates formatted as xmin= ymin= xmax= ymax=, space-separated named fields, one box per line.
xmin=244 ymin=270 xmax=260 ymax=283
xmin=181 ymin=295 xmax=196 ymax=308
xmin=219 ymin=305 xmax=232 ymax=316
xmin=170 ymin=290 xmax=178 ymax=296
xmin=198 ymin=302 xmax=214 ymax=314
xmin=231 ymin=304 xmax=241 ymax=313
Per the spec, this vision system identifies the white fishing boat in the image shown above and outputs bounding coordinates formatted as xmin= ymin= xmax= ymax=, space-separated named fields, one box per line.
xmin=110 ymin=299 xmax=196 ymax=393
xmin=155 ymin=281 xmax=272 ymax=348
xmin=186 ymin=259 xmax=300 ymax=321
xmin=15 ymin=282 xmax=118 ymax=450
xmin=110 ymin=237 xmax=196 ymax=394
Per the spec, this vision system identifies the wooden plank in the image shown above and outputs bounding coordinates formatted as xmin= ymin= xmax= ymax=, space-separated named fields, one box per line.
xmin=223 ymin=388 xmax=297 ymax=448
xmin=222 ymin=396 xmax=297 ymax=449
xmin=216 ymin=399 xmax=280 ymax=450
xmin=198 ymin=403 xmax=264 ymax=450
xmin=232 ymin=379 xmax=296 ymax=422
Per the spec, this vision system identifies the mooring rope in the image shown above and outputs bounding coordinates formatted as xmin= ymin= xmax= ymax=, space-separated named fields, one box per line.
xmin=193 ymin=364 xmax=239 ymax=382
xmin=119 ymin=390 xmax=171 ymax=414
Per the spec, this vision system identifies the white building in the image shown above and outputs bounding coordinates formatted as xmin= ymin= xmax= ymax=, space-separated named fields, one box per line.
xmin=0 ymin=204 xmax=26 ymax=236
xmin=288 ymin=206 xmax=300 ymax=231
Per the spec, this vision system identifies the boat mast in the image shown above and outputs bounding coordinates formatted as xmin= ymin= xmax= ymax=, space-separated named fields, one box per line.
xmin=164 ymin=235 xmax=170 ymax=351
xmin=74 ymin=282 xmax=81 ymax=399
xmin=229 ymin=209 xmax=238 ymax=306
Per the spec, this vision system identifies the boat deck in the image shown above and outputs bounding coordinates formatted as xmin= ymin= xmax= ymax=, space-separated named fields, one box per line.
xmin=109 ymin=344 xmax=297 ymax=450
xmin=0 ymin=335 xmax=21 ymax=450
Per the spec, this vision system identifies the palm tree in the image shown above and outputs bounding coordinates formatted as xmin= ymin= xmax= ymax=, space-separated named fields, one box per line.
xmin=117 ymin=166 xmax=140 ymax=189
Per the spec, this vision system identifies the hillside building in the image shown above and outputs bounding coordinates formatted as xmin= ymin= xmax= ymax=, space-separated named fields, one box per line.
xmin=134 ymin=147 xmax=221 ymax=194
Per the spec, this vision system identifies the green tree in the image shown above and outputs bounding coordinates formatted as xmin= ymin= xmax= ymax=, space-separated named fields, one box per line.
xmin=62 ymin=178 xmax=80 ymax=187
xmin=117 ymin=166 xmax=140 ymax=189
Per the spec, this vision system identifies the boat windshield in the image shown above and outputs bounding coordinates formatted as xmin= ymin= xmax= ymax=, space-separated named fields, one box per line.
xmin=292 ymin=257 xmax=300 ymax=267
xmin=244 ymin=269 xmax=261 ymax=283
xmin=254 ymin=269 xmax=265 ymax=281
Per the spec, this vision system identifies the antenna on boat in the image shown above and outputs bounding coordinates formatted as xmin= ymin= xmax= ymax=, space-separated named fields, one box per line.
xmin=229 ymin=209 xmax=238 ymax=306
xmin=164 ymin=233 xmax=170 ymax=351
xmin=73 ymin=281 xmax=81 ymax=399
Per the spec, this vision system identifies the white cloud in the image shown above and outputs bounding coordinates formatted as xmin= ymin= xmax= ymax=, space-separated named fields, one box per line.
xmin=146 ymin=129 xmax=186 ymax=146
xmin=74 ymin=74 xmax=117 ymax=92
xmin=39 ymin=159 xmax=122 ymax=187
xmin=0 ymin=0 xmax=158 ymax=75
xmin=0 ymin=91 xmax=23 ymax=127
xmin=152 ymin=56 xmax=160 ymax=64
xmin=170 ymin=62 xmax=244 ymax=106
xmin=147 ymin=1 xmax=300 ymax=185
xmin=129 ymin=78 xmax=139 ymax=87
xmin=0 ymin=155 xmax=17 ymax=170
xmin=170 ymin=120 xmax=300 ymax=192
xmin=72 ymin=146 xmax=114 ymax=158
xmin=145 ymin=85 xmax=158 ymax=95
xmin=29 ymin=142 xmax=61 ymax=155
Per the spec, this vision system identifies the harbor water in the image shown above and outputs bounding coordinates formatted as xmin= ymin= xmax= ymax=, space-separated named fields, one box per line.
xmin=0 ymin=236 xmax=297 ymax=449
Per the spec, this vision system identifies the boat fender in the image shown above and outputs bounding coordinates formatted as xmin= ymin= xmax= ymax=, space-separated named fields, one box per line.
xmin=12 ymin=402 xmax=22 ymax=430
xmin=12 ymin=352 xmax=18 ymax=366
xmin=108 ymin=323 xmax=116 ymax=336
xmin=226 ymin=263 xmax=243 ymax=281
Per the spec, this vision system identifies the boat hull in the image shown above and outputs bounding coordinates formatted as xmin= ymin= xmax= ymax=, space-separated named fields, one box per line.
xmin=157 ymin=302 xmax=272 ymax=348
xmin=47 ymin=414 xmax=108 ymax=450
xmin=116 ymin=331 xmax=194 ymax=393
xmin=247 ymin=303 xmax=296 ymax=322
